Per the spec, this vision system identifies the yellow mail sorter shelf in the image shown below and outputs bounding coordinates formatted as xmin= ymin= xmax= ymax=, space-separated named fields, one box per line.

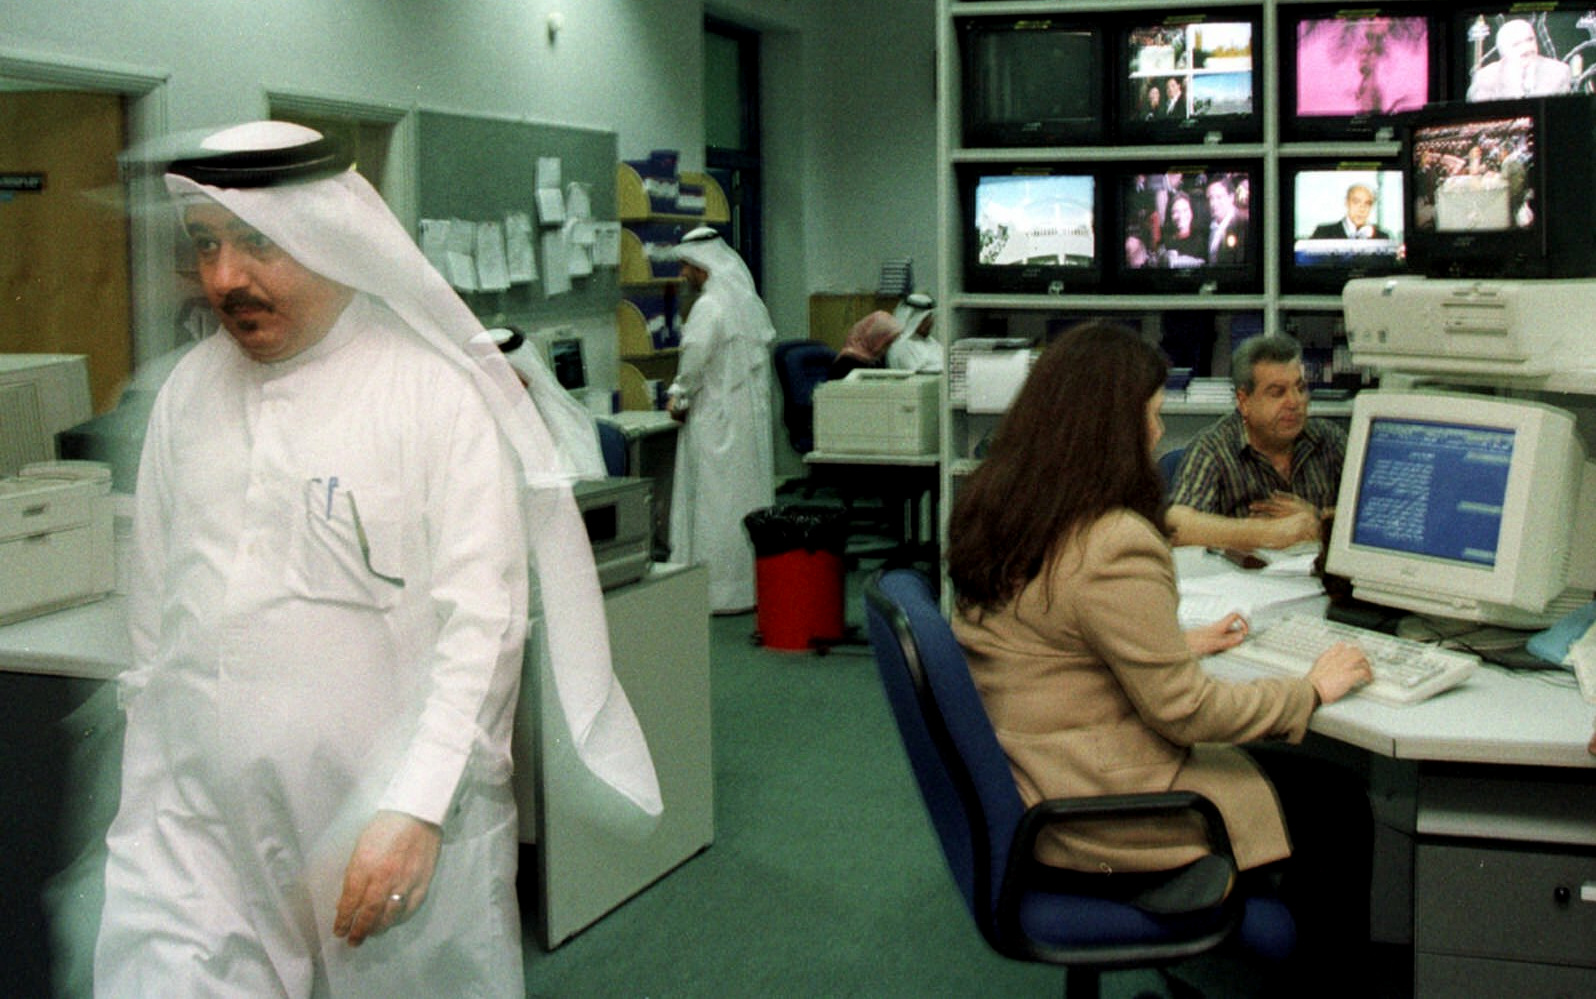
xmin=619 ymin=229 xmax=678 ymax=286
xmin=617 ymin=164 xmax=730 ymax=223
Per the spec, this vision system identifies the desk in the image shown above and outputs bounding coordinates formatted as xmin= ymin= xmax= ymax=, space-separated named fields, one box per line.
xmin=802 ymin=450 xmax=939 ymax=561
xmin=1176 ymin=548 xmax=1596 ymax=995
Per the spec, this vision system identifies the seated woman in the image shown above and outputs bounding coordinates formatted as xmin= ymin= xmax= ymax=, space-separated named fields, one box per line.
xmin=828 ymin=310 xmax=902 ymax=380
xmin=946 ymin=320 xmax=1374 ymax=994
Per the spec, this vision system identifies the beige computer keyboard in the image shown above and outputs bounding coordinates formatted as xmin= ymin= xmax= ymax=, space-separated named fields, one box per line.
xmin=1222 ymin=612 xmax=1479 ymax=706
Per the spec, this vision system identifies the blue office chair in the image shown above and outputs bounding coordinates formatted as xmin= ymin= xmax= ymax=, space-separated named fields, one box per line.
xmin=863 ymin=569 xmax=1294 ymax=999
xmin=1157 ymin=446 xmax=1188 ymax=493
xmin=596 ymin=419 xmax=628 ymax=477
xmin=772 ymin=339 xmax=837 ymax=456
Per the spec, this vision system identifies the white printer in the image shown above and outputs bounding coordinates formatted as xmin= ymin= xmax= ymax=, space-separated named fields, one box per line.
xmin=0 ymin=461 xmax=116 ymax=626
xmin=812 ymin=370 xmax=941 ymax=456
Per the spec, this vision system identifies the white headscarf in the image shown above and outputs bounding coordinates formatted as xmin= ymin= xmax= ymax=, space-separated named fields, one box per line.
xmin=164 ymin=122 xmax=661 ymax=820
xmin=671 ymin=226 xmax=777 ymax=345
xmin=894 ymin=292 xmax=936 ymax=342
xmin=486 ymin=326 xmax=608 ymax=482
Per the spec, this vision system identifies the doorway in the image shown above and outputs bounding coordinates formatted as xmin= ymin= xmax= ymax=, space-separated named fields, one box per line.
xmin=0 ymin=90 xmax=132 ymax=413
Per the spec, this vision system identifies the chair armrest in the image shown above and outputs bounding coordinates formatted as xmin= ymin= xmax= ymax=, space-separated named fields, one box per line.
xmin=992 ymin=791 xmax=1244 ymax=963
xmin=1002 ymin=788 xmax=1238 ymax=906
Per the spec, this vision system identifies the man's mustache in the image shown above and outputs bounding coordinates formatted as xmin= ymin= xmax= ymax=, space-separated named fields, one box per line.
xmin=220 ymin=290 xmax=273 ymax=315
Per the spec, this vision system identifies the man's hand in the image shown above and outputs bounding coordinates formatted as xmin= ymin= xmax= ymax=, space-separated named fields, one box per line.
xmin=333 ymin=810 xmax=442 ymax=947
xmin=1248 ymin=490 xmax=1316 ymax=521
xmin=1249 ymin=509 xmax=1320 ymax=549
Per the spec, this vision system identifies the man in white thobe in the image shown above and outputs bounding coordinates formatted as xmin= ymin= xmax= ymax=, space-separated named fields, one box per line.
xmin=666 ymin=228 xmax=776 ymax=613
xmin=885 ymin=293 xmax=941 ymax=373
xmin=95 ymin=122 xmax=659 ymax=998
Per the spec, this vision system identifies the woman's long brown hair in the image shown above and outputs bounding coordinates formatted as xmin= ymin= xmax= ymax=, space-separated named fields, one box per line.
xmin=947 ymin=320 xmax=1169 ymax=614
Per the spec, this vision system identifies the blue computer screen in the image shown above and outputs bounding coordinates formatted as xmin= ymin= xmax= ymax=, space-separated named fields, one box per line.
xmin=1351 ymin=418 xmax=1513 ymax=566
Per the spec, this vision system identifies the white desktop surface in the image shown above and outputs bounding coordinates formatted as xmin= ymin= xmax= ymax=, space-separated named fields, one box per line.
xmin=1174 ymin=547 xmax=1596 ymax=770
xmin=0 ymin=595 xmax=129 ymax=682
xmin=804 ymin=450 xmax=938 ymax=467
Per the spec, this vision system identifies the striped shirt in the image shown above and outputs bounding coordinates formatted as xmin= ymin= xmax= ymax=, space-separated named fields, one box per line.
xmin=1169 ymin=410 xmax=1347 ymax=518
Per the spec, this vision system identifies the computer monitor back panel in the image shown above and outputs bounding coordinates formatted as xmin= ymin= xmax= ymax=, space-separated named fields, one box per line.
xmin=0 ymin=354 xmax=93 ymax=478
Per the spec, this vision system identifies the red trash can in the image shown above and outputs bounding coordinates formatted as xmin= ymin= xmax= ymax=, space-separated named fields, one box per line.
xmin=744 ymin=506 xmax=849 ymax=651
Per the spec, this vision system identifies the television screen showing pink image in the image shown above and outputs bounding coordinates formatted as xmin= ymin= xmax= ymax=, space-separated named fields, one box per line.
xmin=1296 ymin=16 xmax=1430 ymax=116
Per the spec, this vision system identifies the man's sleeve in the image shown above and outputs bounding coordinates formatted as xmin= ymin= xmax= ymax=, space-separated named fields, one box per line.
xmin=377 ymin=386 xmax=529 ymax=825
xmin=1167 ymin=439 xmax=1228 ymax=513
xmin=669 ymin=297 xmax=724 ymax=401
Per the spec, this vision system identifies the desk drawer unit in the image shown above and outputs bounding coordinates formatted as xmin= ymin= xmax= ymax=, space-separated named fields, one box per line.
xmin=1414 ymin=841 xmax=1596 ymax=997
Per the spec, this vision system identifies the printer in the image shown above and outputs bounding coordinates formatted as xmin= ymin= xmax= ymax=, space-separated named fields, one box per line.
xmin=572 ymin=476 xmax=653 ymax=591
xmin=0 ymin=461 xmax=115 ymax=626
xmin=1343 ymin=276 xmax=1596 ymax=378
xmin=812 ymin=369 xmax=941 ymax=456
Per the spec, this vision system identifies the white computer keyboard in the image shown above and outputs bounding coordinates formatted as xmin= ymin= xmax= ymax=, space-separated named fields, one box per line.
xmin=1222 ymin=612 xmax=1480 ymax=706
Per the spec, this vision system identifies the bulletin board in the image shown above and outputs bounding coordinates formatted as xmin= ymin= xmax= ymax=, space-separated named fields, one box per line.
xmin=414 ymin=109 xmax=619 ymax=327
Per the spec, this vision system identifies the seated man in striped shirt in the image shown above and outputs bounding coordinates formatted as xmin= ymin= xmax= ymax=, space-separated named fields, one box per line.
xmin=1166 ymin=334 xmax=1347 ymax=551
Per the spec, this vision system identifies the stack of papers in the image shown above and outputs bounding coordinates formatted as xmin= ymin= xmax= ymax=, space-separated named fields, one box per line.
xmin=1177 ymin=572 xmax=1327 ymax=631
xmin=1174 ymin=543 xmax=1327 ymax=631
xmin=879 ymin=258 xmax=914 ymax=296
xmin=1181 ymin=378 xmax=1235 ymax=405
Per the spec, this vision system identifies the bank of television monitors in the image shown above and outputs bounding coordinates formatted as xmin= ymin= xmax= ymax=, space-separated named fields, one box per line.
xmin=959 ymin=16 xmax=1107 ymax=146
xmin=1280 ymin=6 xmax=1448 ymax=140
xmin=1281 ymin=162 xmax=1406 ymax=293
xmin=1402 ymin=96 xmax=1596 ymax=278
xmin=958 ymin=166 xmax=1105 ymax=294
xmin=1114 ymin=163 xmax=1262 ymax=293
xmin=1455 ymin=6 xmax=1596 ymax=103
xmin=1117 ymin=13 xmax=1263 ymax=144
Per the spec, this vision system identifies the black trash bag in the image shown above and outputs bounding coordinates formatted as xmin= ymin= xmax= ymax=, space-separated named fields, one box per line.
xmin=742 ymin=505 xmax=850 ymax=557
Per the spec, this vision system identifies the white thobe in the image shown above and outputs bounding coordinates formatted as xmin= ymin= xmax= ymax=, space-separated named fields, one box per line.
xmin=886 ymin=335 xmax=944 ymax=374
xmin=667 ymin=292 xmax=775 ymax=612
xmin=97 ymin=294 xmax=528 ymax=997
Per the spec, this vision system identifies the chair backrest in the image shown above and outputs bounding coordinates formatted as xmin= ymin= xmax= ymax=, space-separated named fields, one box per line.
xmin=596 ymin=419 xmax=628 ymax=477
xmin=1156 ymin=447 xmax=1187 ymax=492
xmin=772 ymin=340 xmax=837 ymax=454
xmin=864 ymin=568 xmax=1027 ymax=941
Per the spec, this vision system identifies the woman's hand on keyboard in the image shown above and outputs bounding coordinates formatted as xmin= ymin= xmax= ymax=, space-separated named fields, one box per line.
xmin=1307 ymin=642 xmax=1375 ymax=705
xmin=1185 ymin=612 xmax=1250 ymax=656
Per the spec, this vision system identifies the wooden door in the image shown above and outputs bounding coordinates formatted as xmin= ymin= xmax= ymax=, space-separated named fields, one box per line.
xmin=0 ymin=91 xmax=132 ymax=413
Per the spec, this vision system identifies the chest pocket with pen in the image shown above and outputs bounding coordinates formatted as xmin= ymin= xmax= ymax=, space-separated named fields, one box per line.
xmin=287 ymin=476 xmax=407 ymax=610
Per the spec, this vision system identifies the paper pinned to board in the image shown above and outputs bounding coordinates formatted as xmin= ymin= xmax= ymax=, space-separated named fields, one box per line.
xmin=474 ymin=220 xmax=510 ymax=292
xmin=504 ymin=211 xmax=537 ymax=285
xmin=542 ymin=230 xmax=572 ymax=297
xmin=591 ymin=222 xmax=621 ymax=267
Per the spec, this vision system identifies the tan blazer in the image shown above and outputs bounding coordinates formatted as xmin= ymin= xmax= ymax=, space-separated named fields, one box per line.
xmin=953 ymin=509 xmax=1317 ymax=873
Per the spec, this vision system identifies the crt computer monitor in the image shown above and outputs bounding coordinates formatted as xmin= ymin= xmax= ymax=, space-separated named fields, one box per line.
xmin=1279 ymin=6 xmax=1445 ymax=141
xmin=0 ymin=354 xmax=94 ymax=478
xmin=1327 ymin=390 xmax=1596 ymax=629
xmin=959 ymin=15 xmax=1106 ymax=146
xmin=959 ymin=166 xmax=1103 ymax=294
xmin=1117 ymin=13 xmax=1262 ymax=144
xmin=1281 ymin=163 xmax=1406 ymax=294
xmin=547 ymin=336 xmax=588 ymax=392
